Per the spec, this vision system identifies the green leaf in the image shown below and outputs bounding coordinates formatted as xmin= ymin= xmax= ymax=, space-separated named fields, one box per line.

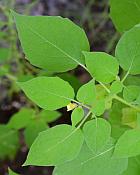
xmin=24 ymin=124 xmax=84 ymax=166
xmin=8 ymin=168 xmax=19 ymax=175
xmin=0 ymin=125 xmax=19 ymax=160
xmin=113 ymin=128 xmax=140 ymax=158
xmin=110 ymin=80 xmax=123 ymax=94
xmin=122 ymin=108 xmax=137 ymax=128
xmin=76 ymin=80 xmax=96 ymax=105
xmin=71 ymin=107 xmax=84 ymax=127
xmin=83 ymin=119 xmax=111 ymax=152
xmin=116 ymin=26 xmax=140 ymax=74
xmin=91 ymin=99 xmax=105 ymax=116
xmin=39 ymin=110 xmax=61 ymax=123
xmin=121 ymin=155 xmax=140 ymax=175
xmin=110 ymin=0 xmax=140 ymax=32
xmin=123 ymin=85 xmax=140 ymax=102
xmin=12 ymin=11 xmax=89 ymax=72
xmin=53 ymin=143 xmax=128 ymax=175
xmin=84 ymin=52 xmax=119 ymax=84
xmin=18 ymin=76 xmax=75 ymax=110
xmin=8 ymin=108 xmax=35 ymax=130
xmin=24 ymin=119 xmax=48 ymax=148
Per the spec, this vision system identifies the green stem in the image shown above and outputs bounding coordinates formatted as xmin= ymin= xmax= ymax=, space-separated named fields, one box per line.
xmin=72 ymin=99 xmax=90 ymax=110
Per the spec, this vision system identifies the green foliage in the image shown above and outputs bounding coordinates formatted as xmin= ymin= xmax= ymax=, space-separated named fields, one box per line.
xmin=24 ymin=119 xmax=48 ymax=148
xmin=8 ymin=108 xmax=35 ymax=129
xmin=24 ymin=125 xmax=84 ymax=166
xmin=76 ymin=80 xmax=96 ymax=105
xmin=0 ymin=125 xmax=19 ymax=160
xmin=11 ymin=10 xmax=89 ymax=72
xmin=110 ymin=80 xmax=123 ymax=94
xmin=114 ymin=129 xmax=140 ymax=158
xmin=83 ymin=119 xmax=111 ymax=153
xmin=122 ymin=108 xmax=137 ymax=128
xmin=84 ymin=52 xmax=119 ymax=83
xmin=54 ymin=143 xmax=128 ymax=175
xmin=116 ymin=26 xmax=140 ymax=74
xmin=18 ymin=77 xmax=75 ymax=110
xmin=123 ymin=85 xmax=140 ymax=102
xmin=10 ymin=8 xmax=140 ymax=175
xmin=110 ymin=0 xmax=140 ymax=32
xmin=71 ymin=107 xmax=84 ymax=127
xmin=38 ymin=110 xmax=61 ymax=123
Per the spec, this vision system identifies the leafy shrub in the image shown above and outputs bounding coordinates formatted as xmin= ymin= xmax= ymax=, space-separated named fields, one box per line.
xmin=9 ymin=1 xmax=140 ymax=173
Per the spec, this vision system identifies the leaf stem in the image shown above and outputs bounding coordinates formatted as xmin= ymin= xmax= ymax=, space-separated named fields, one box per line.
xmin=113 ymin=95 xmax=140 ymax=112
xmin=71 ymin=99 xmax=90 ymax=110
xmin=99 ymin=81 xmax=110 ymax=93
xmin=98 ymin=81 xmax=140 ymax=112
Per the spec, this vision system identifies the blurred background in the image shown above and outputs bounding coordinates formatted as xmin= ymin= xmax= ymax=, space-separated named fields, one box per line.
xmin=0 ymin=0 xmax=119 ymax=174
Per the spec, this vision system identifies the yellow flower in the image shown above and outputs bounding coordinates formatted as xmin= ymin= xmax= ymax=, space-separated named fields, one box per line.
xmin=67 ymin=103 xmax=78 ymax=111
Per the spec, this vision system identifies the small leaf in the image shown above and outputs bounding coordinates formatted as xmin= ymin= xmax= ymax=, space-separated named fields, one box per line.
xmin=123 ymin=85 xmax=140 ymax=102
xmin=71 ymin=107 xmax=84 ymax=126
xmin=83 ymin=118 xmax=111 ymax=153
xmin=84 ymin=52 xmax=119 ymax=84
xmin=24 ymin=124 xmax=84 ymax=166
xmin=116 ymin=26 xmax=140 ymax=74
xmin=18 ymin=76 xmax=75 ymax=110
xmin=110 ymin=80 xmax=123 ymax=94
xmin=12 ymin=11 xmax=89 ymax=72
xmin=77 ymin=80 xmax=96 ymax=105
xmin=8 ymin=108 xmax=35 ymax=130
xmin=91 ymin=99 xmax=105 ymax=116
xmin=113 ymin=128 xmax=140 ymax=158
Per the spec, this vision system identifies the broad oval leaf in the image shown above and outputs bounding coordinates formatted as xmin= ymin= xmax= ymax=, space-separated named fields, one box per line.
xmin=116 ymin=26 xmax=140 ymax=74
xmin=53 ymin=143 xmax=128 ymax=175
xmin=113 ymin=128 xmax=140 ymax=158
xmin=110 ymin=0 xmax=140 ymax=32
xmin=12 ymin=11 xmax=89 ymax=72
xmin=83 ymin=118 xmax=111 ymax=152
xmin=84 ymin=52 xmax=119 ymax=84
xmin=18 ymin=76 xmax=75 ymax=110
xmin=24 ymin=124 xmax=84 ymax=166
